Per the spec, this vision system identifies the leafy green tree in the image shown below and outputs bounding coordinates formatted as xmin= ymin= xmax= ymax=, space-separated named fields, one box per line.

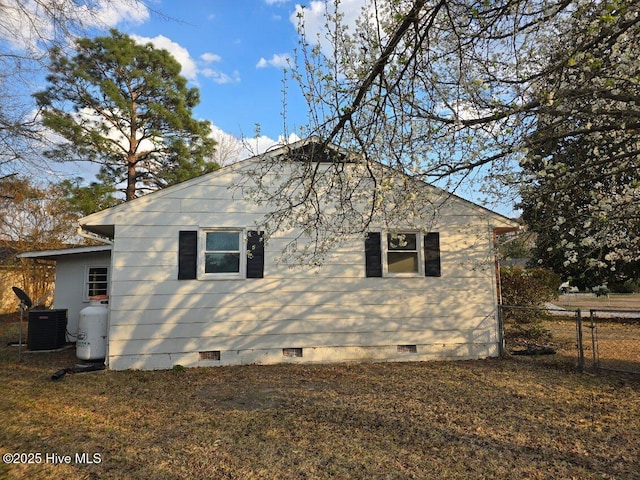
xmin=35 ymin=29 xmax=217 ymax=201
xmin=59 ymin=174 xmax=120 ymax=217
xmin=520 ymin=0 xmax=640 ymax=289
xmin=520 ymin=134 xmax=640 ymax=289
xmin=500 ymin=266 xmax=560 ymax=342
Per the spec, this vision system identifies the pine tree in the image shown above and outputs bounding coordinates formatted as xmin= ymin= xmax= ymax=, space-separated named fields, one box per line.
xmin=35 ymin=29 xmax=217 ymax=201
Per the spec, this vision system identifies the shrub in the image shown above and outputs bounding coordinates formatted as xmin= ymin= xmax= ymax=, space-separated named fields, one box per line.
xmin=501 ymin=266 xmax=560 ymax=307
xmin=500 ymin=266 xmax=560 ymax=342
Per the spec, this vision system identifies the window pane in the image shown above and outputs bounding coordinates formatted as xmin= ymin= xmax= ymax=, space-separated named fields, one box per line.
xmin=88 ymin=267 xmax=108 ymax=282
xmin=388 ymin=233 xmax=417 ymax=251
xmin=88 ymin=283 xmax=108 ymax=296
xmin=206 ymin=232 xmax=239 ymax=251
xmin=87 ymin=267 xmax=108 ymax=296
xmin=388 ymin=252 xmax=418 ymax=273
xmin=205 ymin=253 xmax=240 ymax=273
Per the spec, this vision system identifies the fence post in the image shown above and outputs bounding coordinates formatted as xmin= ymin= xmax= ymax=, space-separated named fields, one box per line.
xmin=498 ymin=304 xmax=505 ymax=358
xmin=575 ymin=309 xmax=585 ymax=372
xmin=590 ymin=309 xmax=598 ymax=370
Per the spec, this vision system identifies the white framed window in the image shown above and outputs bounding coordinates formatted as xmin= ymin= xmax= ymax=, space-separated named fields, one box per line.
xmin=385 ymin=231 xmax=422 ymax=276
xmin=199 ymin=229 xmax=245 ymax=279
xmin=85 ymin=266 xmax=109 ymax=300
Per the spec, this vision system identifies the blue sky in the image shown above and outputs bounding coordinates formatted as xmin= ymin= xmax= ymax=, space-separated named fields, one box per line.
xmin=120 ymin=0 xmax=342 ymax=153
xmin=125 ymin=1 xmax=517 ymax=215
xmin=1 ymin=0 xmax=515 ymax=214
xmin=1 ymin=0 xmax=360 ymax=171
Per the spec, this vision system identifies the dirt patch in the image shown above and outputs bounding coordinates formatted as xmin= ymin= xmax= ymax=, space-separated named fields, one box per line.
xmin=197 ymin=373 xmax=346 ymax=411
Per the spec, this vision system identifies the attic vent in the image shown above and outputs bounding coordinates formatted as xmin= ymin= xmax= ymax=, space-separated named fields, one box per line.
xmin=282 ymin=347 xmax=303 ymax=358
xmin=397 ymin=345 xmax=417 ymax=354
xmin=199 ymin=350 xmax=221 ymax=361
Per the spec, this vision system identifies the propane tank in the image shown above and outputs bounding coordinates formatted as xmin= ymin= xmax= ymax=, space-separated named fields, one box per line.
xmin=76 ymin=296 xmax=108 ymax=361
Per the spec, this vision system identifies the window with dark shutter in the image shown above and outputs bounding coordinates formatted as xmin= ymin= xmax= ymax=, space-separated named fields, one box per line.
xmin=424 ymin=232 xmax=441 ymax=277
xmin=387 ymin=232 xmax=419 ymax=274
xmin=178 ymin=231 xmax=198 ymax=280
xmin=246 ymin=230 xmax=265 ymax=278
xmin=204 ymin=231 xmax=241 ymax=274
xmin=365 ymin=232 xmax=383 ymax=277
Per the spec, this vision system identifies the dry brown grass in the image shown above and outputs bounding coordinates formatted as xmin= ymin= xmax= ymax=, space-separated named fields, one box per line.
xmin=557 ymin=293 xmax=640 ymax=310
xmin=1 ymin=316 xmax=639 ymax=480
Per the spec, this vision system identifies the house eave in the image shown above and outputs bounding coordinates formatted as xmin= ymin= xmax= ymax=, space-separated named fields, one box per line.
xmin=79 ymin=224 xmax=115 ymax=240
xmin=18 ymin=245 xmax=112 ymax=261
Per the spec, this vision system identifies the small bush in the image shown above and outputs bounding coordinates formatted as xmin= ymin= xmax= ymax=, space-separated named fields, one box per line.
xmin=501 ymin=266 xmax=560 ymax=307
xmin=501 ymin=266 xmax=559 ymax=341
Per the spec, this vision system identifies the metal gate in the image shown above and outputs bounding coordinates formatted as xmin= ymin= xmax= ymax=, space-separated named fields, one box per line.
xmin=584 ymin=309 xmax=640 ymax=374
xmin=500 ymin=305 xmax=640 ymax=375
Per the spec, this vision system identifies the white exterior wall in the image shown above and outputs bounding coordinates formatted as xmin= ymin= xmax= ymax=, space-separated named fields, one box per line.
xmin=52 ymin=251 xmax=111 ymax=341
xmin=82 ymin=160 xmax=515 ymax=370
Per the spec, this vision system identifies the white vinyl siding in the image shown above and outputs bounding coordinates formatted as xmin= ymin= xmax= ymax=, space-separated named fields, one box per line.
xmin=80 ymin=158 xmax=517 ymax=370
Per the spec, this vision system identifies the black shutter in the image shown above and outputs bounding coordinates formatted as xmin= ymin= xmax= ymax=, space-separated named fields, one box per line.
xmin=178 ymin=231 xmax=198 ymax=280
xmin=424 ymin=232 xmax=441 ymax=277
xmin=246 ymin=230 xmax=265 ymax=278
xmin=364 ymin=232 xmax=382 ymax=277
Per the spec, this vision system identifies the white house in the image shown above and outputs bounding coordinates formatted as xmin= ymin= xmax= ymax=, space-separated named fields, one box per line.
xmin=24 ymin=139 xmax=518 ymax=369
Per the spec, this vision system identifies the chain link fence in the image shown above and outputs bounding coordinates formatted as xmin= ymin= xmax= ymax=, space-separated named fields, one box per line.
xmin=499 ymin=305 xmax=640 ymax=375
xmin=586 ymin=309 xmax=640 ymax=374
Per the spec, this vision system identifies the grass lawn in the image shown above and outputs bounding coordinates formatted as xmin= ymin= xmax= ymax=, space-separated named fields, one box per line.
xmin=1 ymin=315 xmax=639 ymax=480
xmin=556 ymin=292 xmax=640 ymax=311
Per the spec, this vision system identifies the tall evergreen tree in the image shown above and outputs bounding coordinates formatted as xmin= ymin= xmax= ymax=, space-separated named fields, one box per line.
xmin=35 ymin=29 xmax=217 ymax=201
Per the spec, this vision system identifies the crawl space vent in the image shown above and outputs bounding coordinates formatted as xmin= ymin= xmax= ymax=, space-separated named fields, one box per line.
xmin=282 ymin=347 xmax=303 ymax=358
xmin=199 ymin=351 xmax=221 ymax=361
xmin=397 ymin=345 xmax=418 ymax=354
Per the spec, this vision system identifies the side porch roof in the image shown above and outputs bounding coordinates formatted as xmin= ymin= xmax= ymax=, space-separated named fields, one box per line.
xmin=18 ymin=245 xmax=112 ymax=261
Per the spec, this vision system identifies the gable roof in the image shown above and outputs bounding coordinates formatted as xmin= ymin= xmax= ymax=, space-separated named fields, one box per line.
xmin=79 ymin=137 xmax=518 ymax=237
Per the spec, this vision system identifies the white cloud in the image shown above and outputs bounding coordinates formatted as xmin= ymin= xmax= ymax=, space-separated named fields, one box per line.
xmin=131 ymin=34 xmax=198 ymax=81
xmin=131 ymin=36 xmax=239 ymax=85
xmin=290 ymin=0 xmax=366 ymax=52
xmin=85 ymin=0 xmax=150 ymax=28
xmin=208 ymin=127 xmax=300 ymax=165
xmin=201 ymin=68 xmax=241 ymax=84
xmin=245 ymin=132 xmax=301 ymax=156
xmin=256 ymin=53 xmax=291 ymax=69
xmin=209 ymin=126 xmax=244 ymax=166
xmin=0 ymin=0 xmax=149 ymax=52
xmin=201 ymin=52 xmax=222 ymax=63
